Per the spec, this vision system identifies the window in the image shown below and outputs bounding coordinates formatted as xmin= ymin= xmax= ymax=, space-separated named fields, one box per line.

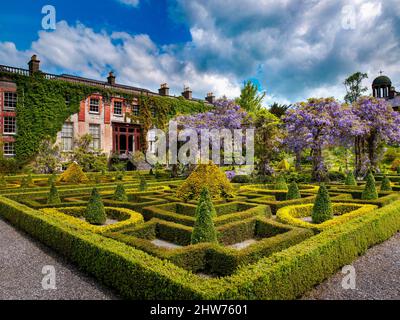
xmin=89 ymin=98 xmax=100 ymax=113
xmin=114 ymin=101 xmax=122 ymax=116
xmin=4 ymin=92 xmax=17 ymax=110
xmin=61 ymin=123 xmax=74 ymax=152
xmin=132 ymin=105 xmax=140 ymax=117
xmin=89 ymin=124 xmax=101 ymax=150
xmin=65 ymin=95 xmax=70 ymax=106
xmin=3 ymin=117 xmax=16 ymax=134
xmin=3 ymin=142 xmax=15 ymax=156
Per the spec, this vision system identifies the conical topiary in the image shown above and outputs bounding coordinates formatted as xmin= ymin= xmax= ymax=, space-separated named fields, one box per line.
xmin=198 ymin=187 xmax=217 ymax=218
xmin=312 ymin=184 xmax=333 ymax=224
xmin=113 ymin=184 xmax=128 ymax=202
xmin=361 ymin=172 xmax=378 ymax=200
xmin=274 ymin=175 xmax=288 ymax=190
xmin=286 ymin=181 xmax=301 ymax=200
xmin=0 ymin=175 xmax=7 ymax=188
xmin=139 ymin=175 xmax=148 ymax=191
xmin=380 ymin=175 xmax=392 ymax=192
xmin=47 ymin=183 xmax=61 ymax=205
xmin=20 ymin=175 xmax=32 ymax=188
xmin=345 ymin=172 xmax=357 ymax=186
xmin=59 ymin=162 xmax=89 ymax=184
xmin=85 ymin=188 xmax=106 ymax=225
xmin=191 ymin=188 xmax=218 ymax=245
xmin=48 ymin=173 xmax=57 ymax=186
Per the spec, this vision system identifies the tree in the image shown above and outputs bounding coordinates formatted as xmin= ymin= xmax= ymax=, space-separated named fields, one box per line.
xmin=191 ymin=188 xmax=218 ymax=245
xmin=85 ymin=188 xmax=106 ymax=225
xmin=344 ymin=72 xmax=368 ymax=104
xmin=361 ymin=172 xmax=378 ymax=200
xmin=345 ymin=172 xmax=357 ymax=186
xmin=312 ymin=184 xmax=333 ymax=224
xmin=254 ymin=109 xmax=282 ymax=180
xmin=70 ymin=134 xmax=108 ymax=172
xmin=236 ymin=80 xmax=266 ymax=113
xmin=287 ymin=181 xmax=301 ymax=200
xmin=380 ymin=175 xmax=392 ymax=192
xmin=284 ymin=98 xmax=356 ymax=181
xmin=269 ymin=103 xmax=291 ymax=119
xmin=113 ymin=184 xmax=128 ymax=202
xmin=33 ymin=137 xmax=61 ymax=174
xmin=352 ymin=97 xmax=400 ymax=175
xmin=47 ymin=183 xmax=61 ymax=205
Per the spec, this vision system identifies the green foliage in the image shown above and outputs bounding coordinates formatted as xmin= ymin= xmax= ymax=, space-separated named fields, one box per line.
xmin=397 ymin=167 xmax=400 ymax=175
xmin=345 ymin=171 xmax=357 ymax=186
xmin=231 ymin=175 xmax=251 ymax=183
xmin=286 ymin=181 xmax=301 ymax=200
xmin=343 ymin=72 xmax=368 ymax=104
xmin=277 ymin=159 xmax=290 ymax=171
xmin=47 ymin=183 xmax=61 ymax=205
xmin=274 ymin=175 xmax=288 ymax=191
xmin=0 ymin=175 xmax=7 ymax=188
xmin=380 ymin=175 xmax=392 ymax=192
xmin=85 ymin=188 xmax=106 ymax=225
xmin=139 ymin=175 xmax=148 ymax=191
xmin=113 ymin=184 xmax=128 ymax=202
xmin=58 ymin=162 xmax=89 ymax=184
xmin=32 ymin=137 xmax=61 ymax=174
xmin=48 ymin=173 xmax=57 ymax=186
xmin=236 ymin=80 xmax=266 ymax=113
xmin=20 ymin=174 xmax=33 ymax=188
xmin=362 ymin=172 xmax=378 ymax=200
xmin=312 ymin=184 xmax=333 ymax=224
xmin=191 ymin=188 xmax=218 ymax=245
xmin=176 ymin=163 xmax=234 ymax=201
xmin=70 ymin=135 xmax=108 ymax=172
xmin=269 ymin=103 xmax=290 ymax=119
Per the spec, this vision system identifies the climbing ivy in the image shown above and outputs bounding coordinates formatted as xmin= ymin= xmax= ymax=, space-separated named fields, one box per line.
xmin=0 ymin=71 xmax=209 ymax=164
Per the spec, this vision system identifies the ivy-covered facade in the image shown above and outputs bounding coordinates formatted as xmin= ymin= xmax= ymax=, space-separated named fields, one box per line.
xmin=0 ymin=55 xmax=213 ymax=165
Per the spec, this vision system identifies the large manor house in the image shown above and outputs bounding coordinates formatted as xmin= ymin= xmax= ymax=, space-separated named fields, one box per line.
xmin=0 ymin=55 xmax=399 ymax=159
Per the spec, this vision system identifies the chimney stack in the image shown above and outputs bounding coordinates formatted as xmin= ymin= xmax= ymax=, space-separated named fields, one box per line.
xmin=159 ymin=83 xmax=169 ymax=96
xmin=28 ymin=55 xmax=40 ymax=75
xmin=182 ymin=86 xmax=192 ymax=100
xmin=107 ymin=71 xmax=116 ymax=86
xmin=205 ymin=92 xmax=216 ymax=104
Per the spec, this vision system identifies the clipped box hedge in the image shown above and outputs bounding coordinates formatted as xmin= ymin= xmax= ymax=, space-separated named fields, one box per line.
xmin=276 ymin=203 xmax=377 ymax=232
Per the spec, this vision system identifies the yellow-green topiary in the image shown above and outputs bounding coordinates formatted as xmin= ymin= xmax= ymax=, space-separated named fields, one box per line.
xmin=277 ymin=159 xmax=290 ymax=171
xmin=176 ymin=163 xmax=234 ymax=201
xmin=58 ymin=162 xmax=89 ymax=184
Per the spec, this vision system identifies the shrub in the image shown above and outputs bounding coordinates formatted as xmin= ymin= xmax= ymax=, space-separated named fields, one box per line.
xmin=176 ymin=163 xmax=234 ymax=201
xmin=328 ymin=171 xmax=346 ymax=182
xmin=277 ymin=159 xmax=290 ymax=171
xmin=0 ymin=175 xmax=7 ymax=188
xmin=191 ymin=188 xmax=218 ymax=245
xmin=397 ymin=167 xmax=400 ymax=175
xmin=381 ymin=175 xmax=392 ymax=192
xmin=47 ymin=183 xmax=61 ymax=205
xmin=286 ymin=181 xmax=301 ymax=200
xmin=58 ymin=163 xmax=89 ymax=184
xmin=231 ymin=175 xmax=251 ymax=183
xmin=362 ymin=172 xmax=378 ymax=200
xmin=390 ymin=158 xmax=400 ymax=171
xmin=20 ymin=175 xmax=33 ymax=188
xmin=47 ymin=173 xmax=57 ymax=186
xmin=345 ymin=171 xmax=357 ymax=186
xmin=85 ymin=188 xmax=106 ymax=225
xmin=312 ymin=184 xmax=333 ymax=224
xmin=274 ymin=175 xmax=288 ymax=191
xmin=113 ymin=184 xmax=128 ymax=202
xmin=198 ymin=188 xmax=217 ymax=218
xmin=139 ymin=175 xmax=148 ymax=191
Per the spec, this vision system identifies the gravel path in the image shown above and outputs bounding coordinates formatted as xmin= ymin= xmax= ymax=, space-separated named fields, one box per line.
xmin=0 ymin=218 xmax=119 ymax=300
xmin=303 ymin=233 xmax=400 ymax=300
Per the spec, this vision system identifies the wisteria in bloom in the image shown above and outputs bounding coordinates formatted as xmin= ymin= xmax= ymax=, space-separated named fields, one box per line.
xmin=283 ymin=98 xmax=357 ymax=181
xmin=352 ymin=96 xmax=400 ymax=174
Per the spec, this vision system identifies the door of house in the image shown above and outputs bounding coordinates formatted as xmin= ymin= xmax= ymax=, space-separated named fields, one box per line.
xmin=113 ymin=123 xmax=141 ymax=155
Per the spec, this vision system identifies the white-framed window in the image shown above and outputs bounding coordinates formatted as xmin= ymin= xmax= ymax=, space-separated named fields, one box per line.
xmin=132 ymin=105 xmax=140 ymax=116
xmin=3 ymin=92 xmax=17 ymax=111
xmin=89 ymin=98 xmax=100 ymax=113
xmin=89 ymin=124 xmax=101 ymax=150
xmin=3 ymin=142 xmax=15 ymax=156
xmin=114 ymin=101 xmax=123 ymax=116
xmin=3 ymin=117 xmax=17 ymax=134
xmin=61 ymin=123 xmax=74 ymax=152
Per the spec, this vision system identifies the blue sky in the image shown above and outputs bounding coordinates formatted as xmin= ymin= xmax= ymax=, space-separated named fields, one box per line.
xmin=0 ymin=0 xmax=399 ymax=105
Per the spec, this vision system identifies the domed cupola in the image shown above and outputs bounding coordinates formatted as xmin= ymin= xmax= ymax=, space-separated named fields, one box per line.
xmin=372 ymin=74 xmax=392 ymax=98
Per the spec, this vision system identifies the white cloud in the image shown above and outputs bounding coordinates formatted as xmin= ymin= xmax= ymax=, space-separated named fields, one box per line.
xmin=117 ymin=0 xmax=140 ymax=8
